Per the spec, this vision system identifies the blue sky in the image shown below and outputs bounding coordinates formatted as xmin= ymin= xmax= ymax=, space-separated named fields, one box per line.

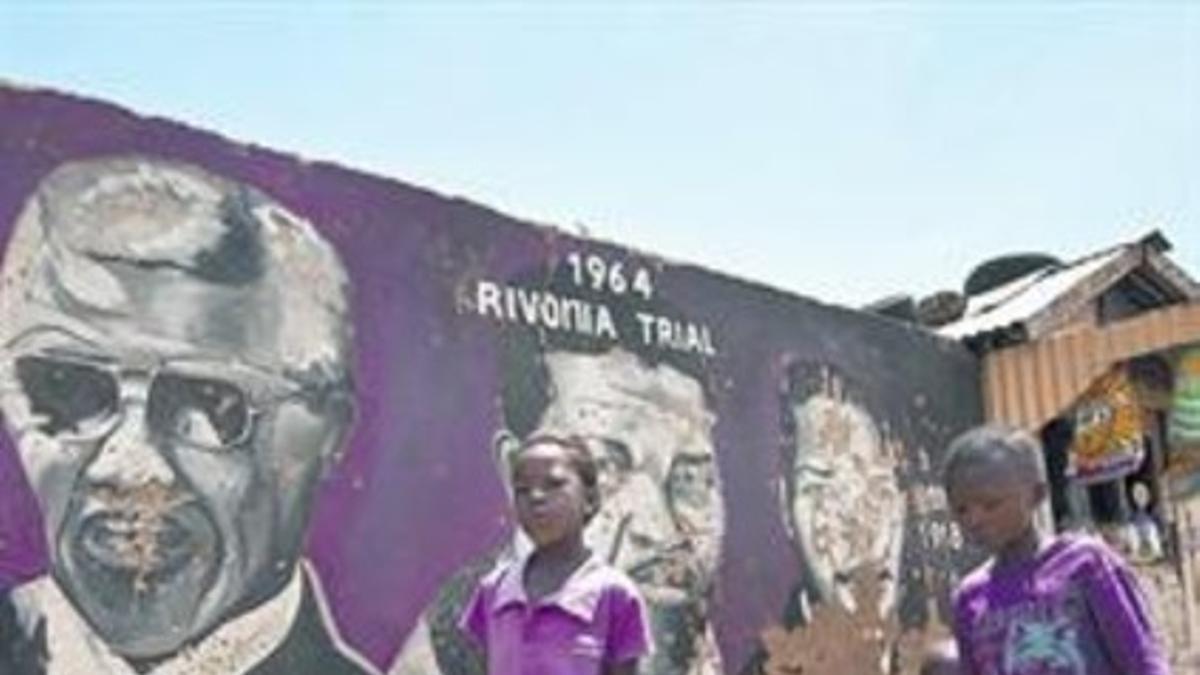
xmin=1 ymin=2 xmax=1196 ymax=307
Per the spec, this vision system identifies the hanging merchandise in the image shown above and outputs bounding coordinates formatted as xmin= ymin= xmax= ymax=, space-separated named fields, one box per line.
xmin=1166 ymin=346 xmax=1200 ymax=497
xmin=1069 ymin=366 xmax=1146 ymax=485
xmin=1170 ymin=346 xmax=1200 ymax=449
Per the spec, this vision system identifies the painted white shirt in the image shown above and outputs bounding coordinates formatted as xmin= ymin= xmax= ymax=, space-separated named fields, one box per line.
xmin=10 ymin=563 xmax=309 ymax=675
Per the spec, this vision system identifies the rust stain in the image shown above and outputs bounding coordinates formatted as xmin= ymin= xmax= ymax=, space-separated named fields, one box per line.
xmin=759 ymin=569 xmax=954 ymax=675
xmin=94 ymin=482 xmax=188 ymax=594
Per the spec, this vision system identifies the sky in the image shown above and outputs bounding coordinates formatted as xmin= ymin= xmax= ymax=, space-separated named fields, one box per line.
xmin=1 ymin=1 xmax=1196 ymax=308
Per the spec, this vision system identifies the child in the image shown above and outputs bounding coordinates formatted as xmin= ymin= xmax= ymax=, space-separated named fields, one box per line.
xmin=460 ymin=434 xmax=652 ymax=674
xmin=1130 ymin=482 xmax=1164 ymax=562
xmin=942 ymin=424 xmax=1169 ymax=675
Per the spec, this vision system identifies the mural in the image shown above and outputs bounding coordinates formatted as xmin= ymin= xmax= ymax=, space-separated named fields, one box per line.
xmin=0 ymin=86 xmax=982 ymax=674
xmin=743 ymin=360 xmax=977 ymax=675
xmin=394 ymin=263 xmax=724 ymax=675
xmin=0 ymin=156 xmax=371 ymax=674
xmin=754 ymin=362 xmax=909 ymax=673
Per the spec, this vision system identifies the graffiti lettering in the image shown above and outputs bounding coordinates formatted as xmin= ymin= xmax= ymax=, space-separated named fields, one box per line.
xmin=476 ymin=279 xmax=618 ymax=339
xmin=474 ymin=280 xmax=716 ymax=356
xmin=635 ymin=312 xmax=718 ymax=356
xmin=566 ymin=252 xmax=655 ymax=300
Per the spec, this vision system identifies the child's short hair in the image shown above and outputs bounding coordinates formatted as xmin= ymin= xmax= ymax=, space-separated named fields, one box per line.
xmin=511 ymin=434 xmax=601 ymax=519
xmin=942 ymin=423 xmax=1046 ymax=488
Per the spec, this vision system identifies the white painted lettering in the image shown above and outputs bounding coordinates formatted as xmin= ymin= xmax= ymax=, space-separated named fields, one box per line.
xmin=595 ymin=306 xmax=618 ymax=340
xmin=477 ymin=280 xmax=503 ymax=319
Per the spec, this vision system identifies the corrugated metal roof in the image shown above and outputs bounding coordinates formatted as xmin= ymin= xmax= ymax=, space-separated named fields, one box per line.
xmin=938 ymin=247 xmax=1127 ymax=340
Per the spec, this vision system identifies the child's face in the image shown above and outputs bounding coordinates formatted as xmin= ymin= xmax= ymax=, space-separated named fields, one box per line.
xmin=510 ymin=442 xmax=592 ymax=549
xmin=946 ymin=461 xmax=1041 ymax=554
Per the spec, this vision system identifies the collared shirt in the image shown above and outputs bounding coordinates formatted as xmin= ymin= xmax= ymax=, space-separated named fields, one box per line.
xmin=8 ymin=561 xmax=315 ymax=675
xmin=459 ymin=551 xmax=652 ymax=675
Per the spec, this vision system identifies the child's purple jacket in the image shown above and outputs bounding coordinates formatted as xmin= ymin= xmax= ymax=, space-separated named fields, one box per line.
xmin=953 ymin=533 xmax=1170 ymax=675
xmin=460 ymin=551 xmax=652 ymax=675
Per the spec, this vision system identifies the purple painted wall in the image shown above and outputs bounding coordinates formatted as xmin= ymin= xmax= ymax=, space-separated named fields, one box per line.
xmin=0 ymin=85 xmax=982 ymax=674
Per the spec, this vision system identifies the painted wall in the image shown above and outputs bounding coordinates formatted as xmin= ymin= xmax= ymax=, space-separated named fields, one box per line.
xmin=0 ymin=85 xmax=982 ymax=674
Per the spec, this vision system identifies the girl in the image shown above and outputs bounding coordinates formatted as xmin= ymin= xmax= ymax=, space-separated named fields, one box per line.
xmin=943 ymin=424 xmax=1168 ymax=675
xmin=460 ymin=434 xmax=652 ymax=674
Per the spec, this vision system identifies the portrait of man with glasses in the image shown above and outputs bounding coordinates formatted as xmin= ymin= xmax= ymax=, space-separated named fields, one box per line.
xmin=0 ymin=156 xmax=378 ymax=674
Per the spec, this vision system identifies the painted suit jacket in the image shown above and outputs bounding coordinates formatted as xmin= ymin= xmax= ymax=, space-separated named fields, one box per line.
xmin=0 ymin=563 xmax=377 ymax=675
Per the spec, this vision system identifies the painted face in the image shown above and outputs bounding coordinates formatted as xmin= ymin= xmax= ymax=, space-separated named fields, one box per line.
xmin=787 ymin=395 xmax=903 ymax=614
xmin=0 ymin=247 xmax=347 ymax=658
xmin=946 ymin=463 xmax=1037 ymax=554
xmin=509 ymin=442 xmax=592 ymax=549
xmin=529 ymin=349 xmax=723 ymax=671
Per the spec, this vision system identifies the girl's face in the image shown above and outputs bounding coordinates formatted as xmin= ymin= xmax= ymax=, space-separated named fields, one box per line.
xmin=510 ymin=442 xmax=592 ymax=549
xmin=946 ymin=462 xmax=1040 ymax=554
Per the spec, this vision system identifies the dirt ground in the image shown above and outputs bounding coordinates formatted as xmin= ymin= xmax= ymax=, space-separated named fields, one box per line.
xmin=1133 ymin=559 xmax=1200 ymax=673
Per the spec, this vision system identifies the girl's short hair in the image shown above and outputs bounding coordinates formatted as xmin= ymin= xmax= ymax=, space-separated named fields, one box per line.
xmin=511 ymin=434 xmax=601 ymax=519
xmin=942 ymin=423 xmax=1046 ymax=487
